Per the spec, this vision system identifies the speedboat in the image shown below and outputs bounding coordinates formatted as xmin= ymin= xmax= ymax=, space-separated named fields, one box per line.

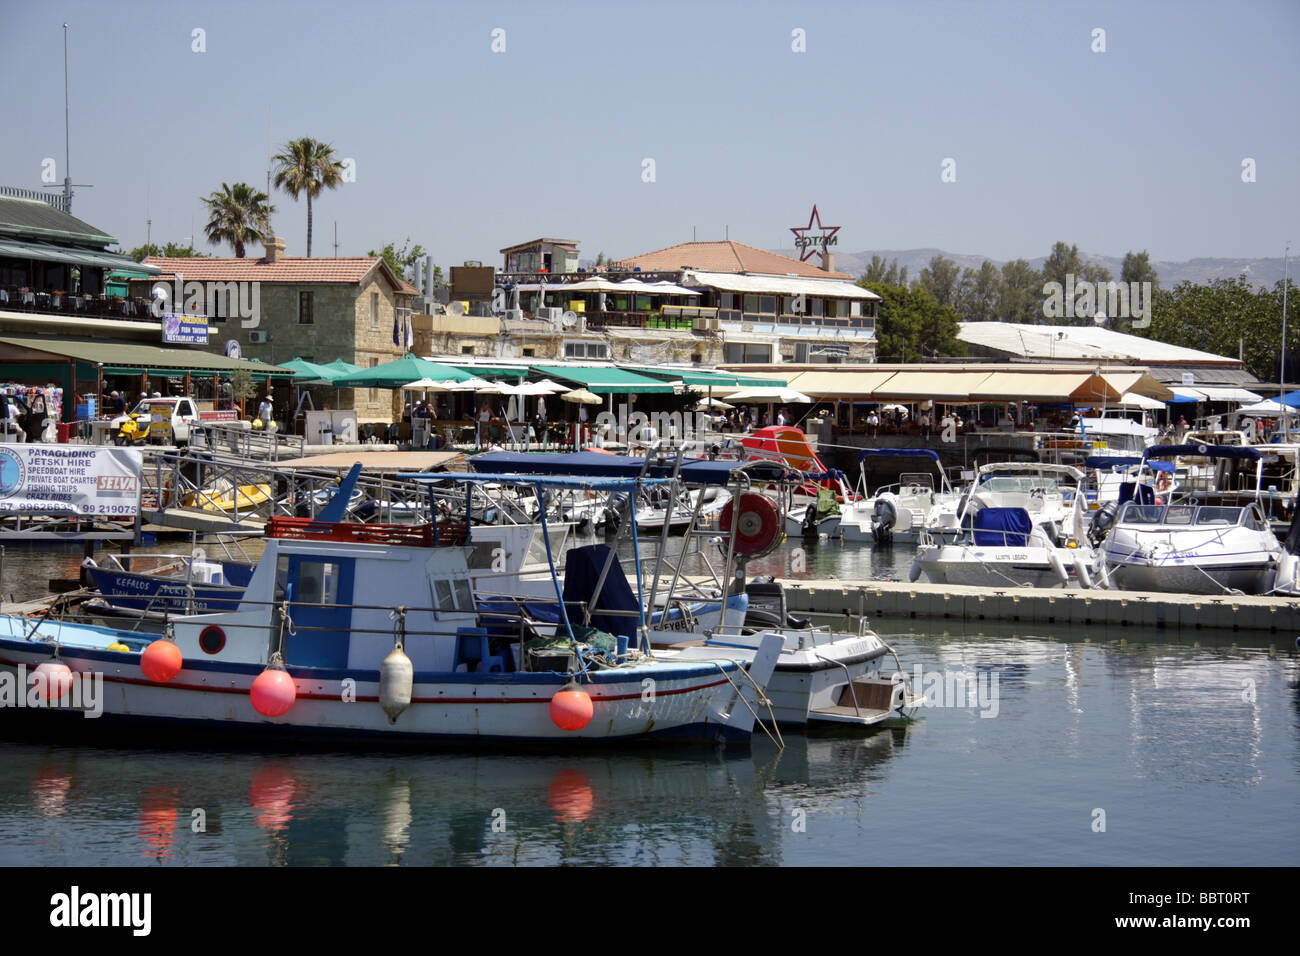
xmin=838 ymin=449 xmax=962 ymax=545
xmin=1099 ymin=501 xmax=1283 ymax=594
xmin=911 ymin=462 xmax=1098 ymax=588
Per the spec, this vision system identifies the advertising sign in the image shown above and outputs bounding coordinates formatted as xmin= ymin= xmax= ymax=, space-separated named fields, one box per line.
xmin=0 ymin=447 xmax=143 ymax=517
xmin=162 ymin=312 xmax=210 ymax=345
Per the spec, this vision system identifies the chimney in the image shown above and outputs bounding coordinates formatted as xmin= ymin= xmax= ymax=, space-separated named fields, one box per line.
xmin=822 ymin=251 xmax=835 ymax=273
xmin=263 ymin=236 xmax=286 ymax=263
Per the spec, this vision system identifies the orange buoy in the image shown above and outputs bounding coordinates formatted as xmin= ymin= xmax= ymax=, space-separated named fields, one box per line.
xmin=141 ymin=640 xmax=183 ymax=682
xmin=33 ymin=661 xmax=73 ymax=703
xmin=549 ymin=683 xmax=593 ymax=731
xmin=721 ymin=491 xmax=783 ymax=557
xmin=250 ymin=667 xmax=296 ymax=717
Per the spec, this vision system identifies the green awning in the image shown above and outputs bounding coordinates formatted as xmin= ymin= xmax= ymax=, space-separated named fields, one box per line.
xmin=0 ymin=238 xmax=161 ymax=274
xmin=529 ymin=365 xmax=675 ymax=395
xmin=0 ymin=335 xmax=295 ymax=379
xmin=622 ymin=366 xmax=788 ymax=388
xmin=330 ymin=353 xmax=473 ymax=388
xmin=448 ymin=364 xmax=530 ymax=379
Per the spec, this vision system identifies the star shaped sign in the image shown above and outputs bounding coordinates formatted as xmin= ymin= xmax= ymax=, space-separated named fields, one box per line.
xmin=790 ymin=205 xmax=840 ymax=263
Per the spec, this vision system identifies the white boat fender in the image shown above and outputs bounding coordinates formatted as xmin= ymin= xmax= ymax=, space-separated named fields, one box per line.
xmin=1072 ymin=554 xmax=1094 ymax=590
xmin=1047 ymin=551 xmax=1070 ymax=587
xmin=380 ymin=607 xmax=414 ymax=724
xmin=1274 ymin=552 xmax=1300 ymax=594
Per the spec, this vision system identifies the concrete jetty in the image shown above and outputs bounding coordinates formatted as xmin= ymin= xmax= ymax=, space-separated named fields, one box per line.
xmin=776 ymin=578 xmax=1300 ymax=634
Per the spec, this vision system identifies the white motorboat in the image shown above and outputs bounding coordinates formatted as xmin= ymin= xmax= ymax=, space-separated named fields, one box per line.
xmin=838 ymin=448 xmax=963 ymax=545
xmin=1100 ymin=501 xmax=1283 ymax=594
xmin=911 ymin=462 xmax=1098 ymax=589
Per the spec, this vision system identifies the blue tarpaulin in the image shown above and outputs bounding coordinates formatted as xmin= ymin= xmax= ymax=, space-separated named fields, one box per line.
xmin=858 ymin=448 xmax=941 ymax=463
xmin=562 ymin=544 xmax=640 ymax=645
xmin=973 ymin=507 xmax=1032 ymax=547
xmin=1143 ymin=444 xmax=1262 ymax=461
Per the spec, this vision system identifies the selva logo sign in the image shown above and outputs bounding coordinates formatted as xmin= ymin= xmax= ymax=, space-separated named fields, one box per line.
xmin=96 ymin=476 xmax=138 ymax=493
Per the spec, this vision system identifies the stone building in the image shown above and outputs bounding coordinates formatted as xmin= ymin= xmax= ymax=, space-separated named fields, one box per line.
xmin=138 ymin=238 xmax=418 ymax=421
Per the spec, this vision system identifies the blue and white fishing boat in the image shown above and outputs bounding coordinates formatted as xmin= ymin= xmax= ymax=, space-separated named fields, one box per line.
xmin=0 ymin=467 xmax=782 ymax=746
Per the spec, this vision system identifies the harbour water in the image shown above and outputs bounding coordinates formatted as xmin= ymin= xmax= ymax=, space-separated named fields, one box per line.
xmin=0 ymin=537 xmax=1295 ymax=866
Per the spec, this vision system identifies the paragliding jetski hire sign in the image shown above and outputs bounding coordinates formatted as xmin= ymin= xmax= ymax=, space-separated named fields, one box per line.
xmin=0 ymin=446 xmax=143 ymax=517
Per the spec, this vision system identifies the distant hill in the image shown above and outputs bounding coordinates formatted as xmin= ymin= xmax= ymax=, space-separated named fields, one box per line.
xmin=772 ymin=248 xmax=1293 ymax=290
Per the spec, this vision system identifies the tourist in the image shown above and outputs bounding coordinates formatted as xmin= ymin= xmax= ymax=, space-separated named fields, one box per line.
xmin=477 ymin=402 xmax=491 ymax=448
xmin=257 ymin=394 xmax=274 ymax=430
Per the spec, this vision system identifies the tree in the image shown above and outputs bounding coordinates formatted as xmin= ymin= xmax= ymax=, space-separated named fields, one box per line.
xmin=1138 ymin=275 xmax=1298 ymax=381
xmin=130 ymin=241 xmax=205 ymax=259
xmin=272 ymin=137 xmax=345 ymax=257
xmin=860 ymin=281 xmax=965 ymax=362
xmin=859 ymin=255 xmax=908 ymax=286
xmin=998 ymin=258 xmax=1043 ymax=323
xmin=369 ymin=238 xmax=439 ymax=286
xmin=1042 ymin=241 xmax=1084 ymax=291
xmin=201 ymin=182 xmax=274 ymax=257
xmin=1121 ymin=250 xmax=1159 ymax=288
xmin=955 ymin=260 xmax=1001 ymax=322
xmin=129 ymin=243 xmax=162 ymax=261
xmin=915 ymin=255 xmax=962 ymax=308
xmin=595 ymin=251 xmax=606 ymax=267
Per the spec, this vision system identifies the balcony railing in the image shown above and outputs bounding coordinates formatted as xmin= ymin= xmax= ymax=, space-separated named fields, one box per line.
xmin=0 ymin=286 xmax=163 ymax=323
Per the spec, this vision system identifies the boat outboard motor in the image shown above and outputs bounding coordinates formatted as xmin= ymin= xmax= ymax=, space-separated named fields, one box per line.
xmin=743 ymin=578 xmax=810 ymax=630
xmin=800 ymin=501 xmax=819 ymax=537
xmin=1088 ymin=501 xmax=1118 ymax=547
xmin=872 ymin=498 xmax=897 ymax=546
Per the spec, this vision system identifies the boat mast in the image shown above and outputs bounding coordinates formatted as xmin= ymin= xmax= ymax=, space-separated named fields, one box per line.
xmin=1284 ymin=241 xmax=1291 ymax=441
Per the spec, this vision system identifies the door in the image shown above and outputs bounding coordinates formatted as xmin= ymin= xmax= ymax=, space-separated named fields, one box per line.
xmin=274 ymin=554 xmax=355 ymax=668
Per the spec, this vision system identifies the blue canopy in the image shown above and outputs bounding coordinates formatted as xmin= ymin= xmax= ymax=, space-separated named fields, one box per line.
xmin=1083 ymin=455 xmax=1141 ymax=470
xmin=465 ymin=451 xmax=745 ymax=486
xmin=973 ymin=507 xmax=1032 ymax=547
xmin=402 ymin=471 xmax=672 ymax=492
xmin=1142 ymin=444 xmax=1262 ymax=461
xmin=562 ymin=544 xmax=640 ymax=645
xmin=858 ymin=448 xmax=941 ymax=463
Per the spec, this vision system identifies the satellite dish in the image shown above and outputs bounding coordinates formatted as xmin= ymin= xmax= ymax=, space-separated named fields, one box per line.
xmin=449 ymin=301 xmax=466 ymax=316
xmin=561 ymin=311 xmax=577 ymax=327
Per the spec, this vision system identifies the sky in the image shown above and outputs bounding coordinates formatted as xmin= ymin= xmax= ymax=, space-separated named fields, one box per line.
xmin=2 ymin=0 xmax=1297 ymax=270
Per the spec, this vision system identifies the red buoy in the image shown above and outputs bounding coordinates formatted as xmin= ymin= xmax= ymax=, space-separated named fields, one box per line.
xmin=549 ymin=685 xmax=593 ymax=731
xmin=721 ymin=492 xmax=783 ymax=557
xmin=33 ymin=661 xmax=73 ymax=703
xmin=250 ymin=668 xmax=296 ymax=717
xmin=141 ymin=640 xmax=183 ymax=682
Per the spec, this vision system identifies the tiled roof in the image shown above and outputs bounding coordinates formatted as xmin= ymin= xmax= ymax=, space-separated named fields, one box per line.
xmin=143 ymin=256 xmax=397 ymax=286
xmin=610 ymin=240 xmax=851 ymax=279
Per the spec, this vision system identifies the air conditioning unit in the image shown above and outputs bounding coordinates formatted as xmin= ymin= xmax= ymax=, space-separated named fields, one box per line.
xmin=693 ymin=317 xmax=710 ymax=332
xmin=709 ymin=317 xmax=721 ymax=331
xmin=539 ymin=307 xmax=564 ymax=322
xmin=505 ymin=308 xmax=524 ymax=322
xmin=249 ymin=330 xmax=269 ymax=344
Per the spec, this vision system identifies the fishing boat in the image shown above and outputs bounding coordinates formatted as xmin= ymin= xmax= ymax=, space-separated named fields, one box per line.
xmin=738 ymin=426 xmax=848 ymax=537
xmin=0 ymin=467 xmax=782 ymax=746
xmin=80 ymin=552 xmax=253 ymax=616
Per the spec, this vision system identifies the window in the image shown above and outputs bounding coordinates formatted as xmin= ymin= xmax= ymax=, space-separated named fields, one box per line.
xmin=522 ymin=347 xmax=535 ymax=358
xmin=297 ymin=291 xmax=314 ymax=325
xmin=723 ymin=343 xmax=773 ymax=363
xmin=370 ymin=292 xmax=379 ymax=328
xmin=743 ymin=295 xmax=758 ymax=313
xmin=759 ymin=296 xmax=776 ymax=314
xmin=691 ymin=352 xmax=702 ymax=364
xmin=461 ymin=345 xmax=475 ymax=355
xmin=564 ymin=342 xmax=608 ymax=359
xmin=719 ymin=293 xmax=734 ymax=310
xmin=274 ymin=557 xmax=340 ymax=604
xmin=812 ymin=298 xmax=823 ymax=317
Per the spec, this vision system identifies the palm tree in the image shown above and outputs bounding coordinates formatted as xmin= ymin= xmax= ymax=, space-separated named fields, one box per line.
xmin=271 ymin=138 xmax=344 ymax=258
xmin=201 ymin=182 xmax=275 ymax=258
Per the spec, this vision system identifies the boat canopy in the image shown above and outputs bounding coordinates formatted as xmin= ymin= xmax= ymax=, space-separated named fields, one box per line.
xmin=1083 ymin=455 xmax=1142 ymax=470
xmin=972 ymin=507 xmax=1032 ymax=547
xmin=858 ymin=448 xmax=941 ymax=463
xmin=462 ymin=450 xmax=744 ymax=486
xmin=1142 ymin=444 xmax=1262 ymax=461
xmin=976 ymin=461 xmax=1085 ymax=480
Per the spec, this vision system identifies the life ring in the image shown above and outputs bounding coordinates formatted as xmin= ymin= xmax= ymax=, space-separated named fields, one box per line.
xmin=721 ymin=492 xmax=782 ymax=558
xmin=1155 ymin=471 xmax=1171 ymax=494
